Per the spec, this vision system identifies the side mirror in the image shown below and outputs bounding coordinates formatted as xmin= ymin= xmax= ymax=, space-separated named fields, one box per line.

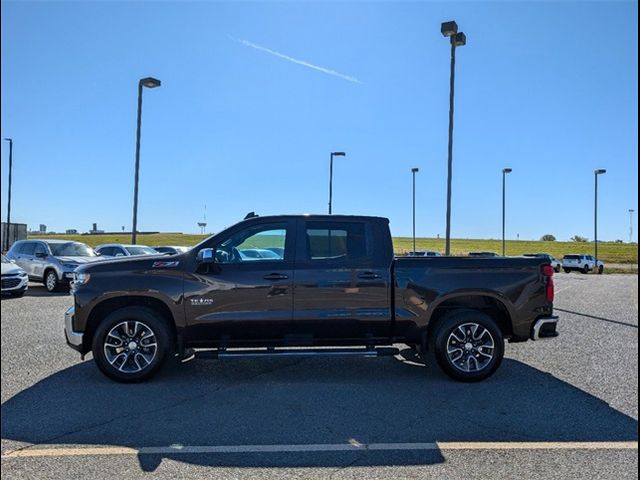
xmin=196 ymin=248 xmax=215 ymax=264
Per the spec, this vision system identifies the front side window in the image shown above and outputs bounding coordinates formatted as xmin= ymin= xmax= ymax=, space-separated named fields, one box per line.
xmin=305 ymin=221 xmax=370 ymax=261
xmin=34 ymin=243 xmax=48 ymax=256
xmin=215 ymin=224 xmax=287 ymax=264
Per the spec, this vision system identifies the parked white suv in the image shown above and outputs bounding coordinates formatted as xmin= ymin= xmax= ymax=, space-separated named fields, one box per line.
xmin=562 ymin=254 xmax=604 ymax=274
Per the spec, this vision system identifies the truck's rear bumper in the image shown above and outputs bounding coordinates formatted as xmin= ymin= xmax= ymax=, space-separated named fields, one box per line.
xmin=531 ymin=315 xmax=559 ymax=340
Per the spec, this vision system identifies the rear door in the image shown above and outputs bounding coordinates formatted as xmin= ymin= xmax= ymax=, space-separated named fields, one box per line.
xmin=292 ymin=219 xmax=392 ymax=342
xmin=15 ymin=242 xmax=36 ymax=276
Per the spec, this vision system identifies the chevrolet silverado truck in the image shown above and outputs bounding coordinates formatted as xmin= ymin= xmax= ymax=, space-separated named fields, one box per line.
xmin=64 ymin=214 xmax=558 ymax=383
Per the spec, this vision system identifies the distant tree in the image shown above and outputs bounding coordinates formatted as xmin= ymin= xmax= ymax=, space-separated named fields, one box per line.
xmin=615 ymin=239 xmax=624 ymax=243
xmin=540 ymin=234 xmax=556 ymax=241
xmin=570 ymin=235 xmax=588 ymax=243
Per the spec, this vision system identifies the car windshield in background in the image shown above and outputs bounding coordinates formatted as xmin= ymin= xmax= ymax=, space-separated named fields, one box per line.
xmin=125 ymin=246 xmax=158 ymax=255
xmin=48 ymin=242 xmax=96 ymax=257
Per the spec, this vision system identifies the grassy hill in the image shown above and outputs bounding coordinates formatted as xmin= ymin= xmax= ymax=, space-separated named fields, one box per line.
xmin=32 ymin=233 xmax=638 ymax=264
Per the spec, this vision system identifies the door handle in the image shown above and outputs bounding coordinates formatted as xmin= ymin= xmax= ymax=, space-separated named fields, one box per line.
xmin=263 ymin=273 xmax=288 ymax=281
xmin=358 ymin=272 xmax=382 ymax=280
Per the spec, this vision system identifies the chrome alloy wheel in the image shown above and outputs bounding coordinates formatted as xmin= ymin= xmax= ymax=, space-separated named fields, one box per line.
xmin=446 ymin=322 xmax=495 ymax=373
xmin=104 ymin=321 xmax=158 ymax=373
xmin=46 ymin=272 xmax=57 ymax=291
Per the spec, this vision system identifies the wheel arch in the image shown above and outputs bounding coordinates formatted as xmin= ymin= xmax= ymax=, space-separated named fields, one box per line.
xmin=83 ymin=295 xmax=178 ymax=353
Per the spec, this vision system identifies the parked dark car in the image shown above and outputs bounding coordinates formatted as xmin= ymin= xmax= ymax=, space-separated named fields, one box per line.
xmin=523 ymin=253 xmax=562 ymax=273
xmin=65 ymin=215 xmax=558 ymax=383
xmin=154 ymin=246 xmax=191 ymax=255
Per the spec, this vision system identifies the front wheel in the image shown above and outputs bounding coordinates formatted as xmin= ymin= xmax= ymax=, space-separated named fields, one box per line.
xmin=581 ymin=264 xmax=590 ymax=274
xmin=44 ymin=270 xmax=60 ymax=292
xmin=431 ymin=311 xmax=504 ymax=382
xmin=563 ymin=268 xmax=571 ymax=273
xmin=598 ymin=265 xmax=604 ymax=274
xmin=92 ymin=307 xmax=173 ymax=383
xmin=554 ymin=264 xmax=562 ymax=273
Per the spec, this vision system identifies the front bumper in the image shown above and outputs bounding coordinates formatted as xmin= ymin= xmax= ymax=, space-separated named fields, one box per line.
xmin=531 ymin=315 xmax=559 ymax=340
xmin=64 ymin=305 xmax=84 ymax=352
xmin=1 ymin=274 xmax=29 ymax=293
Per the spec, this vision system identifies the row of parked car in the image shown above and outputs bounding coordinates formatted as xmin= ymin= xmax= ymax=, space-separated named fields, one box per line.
xmin=407 ymin=251 xmax=605 ymax=274
xmin=1 ymin=239 xmax=191 ymax=295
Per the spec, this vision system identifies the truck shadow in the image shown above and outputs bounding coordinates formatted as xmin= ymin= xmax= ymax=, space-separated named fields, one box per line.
xmin=1 ymin=351 xmax=637 ymax=472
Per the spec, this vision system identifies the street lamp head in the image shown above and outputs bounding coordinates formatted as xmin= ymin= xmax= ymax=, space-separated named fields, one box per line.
xmin=140 ymin=77 xmax=161 ymax=88
xmin=594 ymin=169 xmax=607 ymax=175
xmin=441 ymin=21 xmax=458 ymax=37
xmin=411 ymin=167 xmax=419 ymax=173
xmin=503 ymin=168 xmax=512 ymax=174
xmin=331 ymin=152 xmax=346 ymax=157
xmin=453 ymin=32 xmax=467 ymax=47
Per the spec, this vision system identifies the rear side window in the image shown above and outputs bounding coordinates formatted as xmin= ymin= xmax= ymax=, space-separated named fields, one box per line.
xmin=564 ymin=255 xmax=580 ymax=260
xmin=305 ymin=221 xmax=371 ymax=261
xmin=19 ymin=242 xmax=36 ymax=255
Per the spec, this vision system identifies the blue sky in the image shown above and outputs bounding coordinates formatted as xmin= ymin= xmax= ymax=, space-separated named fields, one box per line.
xmin=1 ymin=1 xmax=638 ymax=241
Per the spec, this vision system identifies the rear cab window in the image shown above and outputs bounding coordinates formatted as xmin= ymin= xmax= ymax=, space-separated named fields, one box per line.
xmin=302 ymin=221 xmax=373 ymax=264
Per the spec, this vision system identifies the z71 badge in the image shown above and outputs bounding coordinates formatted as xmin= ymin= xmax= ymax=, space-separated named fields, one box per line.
xmin=152 ymin=261 xmax=180 ymax=268
xmin=190 ymin=298 xmax=214 ymax=306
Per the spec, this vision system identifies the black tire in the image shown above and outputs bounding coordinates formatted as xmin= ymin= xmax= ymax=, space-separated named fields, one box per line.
xmin=554 ymin=264 xmax=561 ymax=273
xmin=431 ymin=310 xmax=504 ymax=382
xmin=581 ymin=264 xmax=590 ymax=274
xmin=598 ymin=265 xmax=604 ymax=274
xmin=44 ymin=269 xmax=60 ymax=292
xmin=563 ymin=268 xmax=571 ymax=273
xmin=92 ymin=306 xmax=173 ymax=383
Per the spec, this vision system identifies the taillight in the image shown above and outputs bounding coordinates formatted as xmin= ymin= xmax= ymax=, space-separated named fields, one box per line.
xmin=542 ymin=264 xmax=554 ymax=302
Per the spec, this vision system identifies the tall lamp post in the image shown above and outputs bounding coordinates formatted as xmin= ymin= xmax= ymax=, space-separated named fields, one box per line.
xmin=594 ymin=169 xmax=606 ymax=267
xmin=3 ymin=138 xmax=13 ymax=252
xmin=328 ymin=151 xmax=346 ymax=214
xmin=441 ymin=21 xmax=466 ymax=256
xmin=131 ymin=77 xmax=161 ymax=244
xmin=502 ymin=168 xmax=512 ymax=256
xmin=411 ymin=168 xmax=419 ymax=253
xmin=629 ymin=209 xmax=635 ymax=244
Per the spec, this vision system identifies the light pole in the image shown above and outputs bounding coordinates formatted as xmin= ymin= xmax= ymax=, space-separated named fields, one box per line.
xmin=328 ymin=151 xmax=346 ymax=214
xmin=594 ymin=169 xmax=606 ymax=267
xmin=411 ymin=168 xmax=419 ymax=253
xmin=3 ymin=138 xmax=13 ymax=252
xmin=502 ymin=168 xmax=512 ymax=256
xmin=131 ymin=77 xmax=161 ymax=244
xmin=629 ymin=209 xmax=635 ymax=244
xmin=441 ymin=21 xmax=466 ymax=256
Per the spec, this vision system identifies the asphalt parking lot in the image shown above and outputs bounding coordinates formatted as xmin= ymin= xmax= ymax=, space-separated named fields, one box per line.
xmin=1 ymin=274 xmax=638 ymax=479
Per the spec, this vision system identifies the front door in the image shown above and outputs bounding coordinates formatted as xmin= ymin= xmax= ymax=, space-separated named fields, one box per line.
xmin=292 ymin=219 xmax=392 ymax=343
xmin=184 ymin=221 xmax=295 ymax=346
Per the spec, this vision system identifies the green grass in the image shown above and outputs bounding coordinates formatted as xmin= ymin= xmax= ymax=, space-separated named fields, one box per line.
xmin=32 ymin=233 xmax=638 ymax=265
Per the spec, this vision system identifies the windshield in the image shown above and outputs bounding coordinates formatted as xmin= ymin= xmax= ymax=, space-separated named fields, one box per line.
xmin=125 ymin=246 xmax=158 ymax=256
xmin=48 ymin=242 xmax=96 ymax=257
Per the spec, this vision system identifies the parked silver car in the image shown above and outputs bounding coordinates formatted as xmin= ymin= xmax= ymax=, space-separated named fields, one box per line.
xmin=95 ymin=244 xmax=159 ymax=257
xmin=6 ymin=239 xmax=103 ymax=292
xmin=153 ymin=246 xmax=191 ymax=255
xmin=1 ymin=254 xmax=29 ymax=297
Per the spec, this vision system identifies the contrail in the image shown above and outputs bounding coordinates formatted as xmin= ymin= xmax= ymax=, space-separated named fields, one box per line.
xmin=231 ymin=36 xmax=362 ymax=85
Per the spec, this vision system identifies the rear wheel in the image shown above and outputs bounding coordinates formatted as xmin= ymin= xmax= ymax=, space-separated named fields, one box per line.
xmin=431 ymin=311 xmax=504 ymax=382
xmin=554 ymin=264 xmax=561 ymax=273
xmin=563 ymin=268 xmax=571 ymax=273
xmin=92 ymin=307 xmax=172 ymax=383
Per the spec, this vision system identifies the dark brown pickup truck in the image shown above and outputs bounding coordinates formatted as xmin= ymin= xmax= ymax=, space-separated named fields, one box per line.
xmin=65 ymin=214 xmax=558 ymax=383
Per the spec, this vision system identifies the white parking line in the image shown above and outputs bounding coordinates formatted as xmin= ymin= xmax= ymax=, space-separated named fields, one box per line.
xmin=2 ymin=441 xmax=637 ymax=458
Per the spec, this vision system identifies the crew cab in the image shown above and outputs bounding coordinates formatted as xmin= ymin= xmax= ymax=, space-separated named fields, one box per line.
xmin=64 ymin=215 xmax=558 ymax=383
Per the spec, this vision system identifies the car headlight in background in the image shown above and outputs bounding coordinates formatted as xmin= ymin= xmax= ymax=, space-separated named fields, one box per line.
xmin=73 ymin=272 xmax=91 ymax=286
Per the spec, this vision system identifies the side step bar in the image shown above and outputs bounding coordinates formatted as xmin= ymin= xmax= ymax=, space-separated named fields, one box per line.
xmin=192 ymin=347 xmax=400 ymax=360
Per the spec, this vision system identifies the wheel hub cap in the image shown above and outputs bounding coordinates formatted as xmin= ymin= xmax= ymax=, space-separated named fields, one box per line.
xmin=446 ymin=322 xmax=496 ymax=373
xmin=128 ymin=341 xmax=137 ymax=350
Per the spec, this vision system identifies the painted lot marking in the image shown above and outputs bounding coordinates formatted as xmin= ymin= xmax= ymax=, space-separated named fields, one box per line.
xmin=2 ymin=442 xmax=638 ymax=459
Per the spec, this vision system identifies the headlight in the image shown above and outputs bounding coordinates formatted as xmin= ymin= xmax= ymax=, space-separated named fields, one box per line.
xmin=19 ymin=271 xmax=28 ymax=277
xmin=73 ymin=272 xmax=91 ymax=286
xmin=61 ymin=263 xmax=79 ymax=270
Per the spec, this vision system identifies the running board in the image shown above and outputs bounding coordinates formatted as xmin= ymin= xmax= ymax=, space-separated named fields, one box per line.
xmin=193 ymin=347 xmax=400 ymax=360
